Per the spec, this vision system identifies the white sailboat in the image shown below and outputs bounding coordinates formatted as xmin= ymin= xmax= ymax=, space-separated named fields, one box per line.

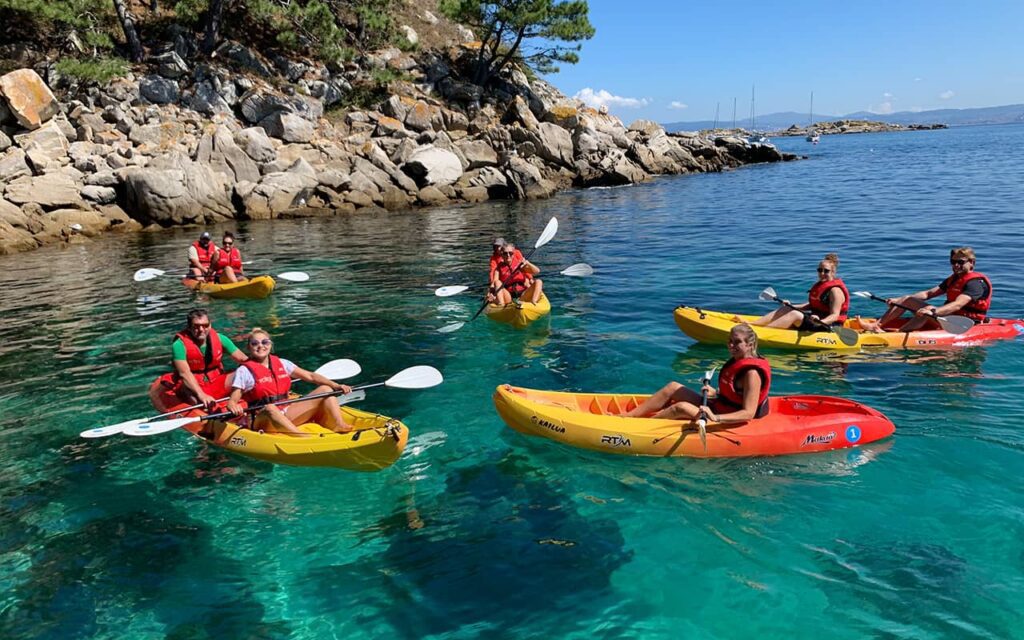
xmin=747 ymin=85 xmax=769 ymax=144
xmin=805 ymin=91 xmax=820 ymax=143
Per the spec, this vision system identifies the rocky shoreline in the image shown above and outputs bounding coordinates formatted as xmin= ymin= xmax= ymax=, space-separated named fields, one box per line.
xmin=0 ymin=35 xmax=797 ymax=255
xmin=775 ymin=120 xmax=948 ymax=138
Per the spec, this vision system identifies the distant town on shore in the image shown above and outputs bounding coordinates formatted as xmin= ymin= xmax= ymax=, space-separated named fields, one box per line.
xmin=664 ymin=102 xmax=1024 ymax=133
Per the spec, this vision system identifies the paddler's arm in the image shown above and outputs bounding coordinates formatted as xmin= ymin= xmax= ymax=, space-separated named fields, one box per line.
xmin=291 ymin=366 xmax=351 ymax=394
xmin=819 ymin=288 xmax=848 ymax=325
xmin=226 ymin=387 xmax=246 ymax=417
xmin=921 ymin=292 xmax=972 ymax=318
xmin=703 ymin=370 xmax=761 ymax=423
xmin=173 ymin=357 xmax=216 ymax=410
xmin=219 ymin=334 xmax=248 ymax=364
xmin=187 ymin=245 xmax=206 ymax=278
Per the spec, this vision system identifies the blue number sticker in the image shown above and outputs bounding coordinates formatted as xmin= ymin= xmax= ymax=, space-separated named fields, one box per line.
xmin=845 ymin=425 xmax=862 ymax=443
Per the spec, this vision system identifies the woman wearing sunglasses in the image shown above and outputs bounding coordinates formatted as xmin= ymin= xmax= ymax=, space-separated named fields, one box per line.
xmin=859 ymin=247 xmax=992 ymax=333
xmin=488 ymin=242 xmax=544 ymax=305
xmin=211 ymin=231 xmax=245 ymax=283
xmin=750 ymin=253 xmax=849 ymax=331
xmin=226 ymin=328 xmax=355 ymax=436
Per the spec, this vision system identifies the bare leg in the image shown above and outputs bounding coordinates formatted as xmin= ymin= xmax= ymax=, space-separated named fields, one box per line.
xmin=623 ymin=382 xmax=702 ymax=417
xmin=254 ymin=405 xmax=305 ymax=435
xmin=282 ymin=385 xmax=356 ymax=432
xmin=751 ymin=306 xmax=803 ymax=328
xmin=652 ymin=400 xmax=702 ymax=420
xmin=861 ymin=297 xmax=927 ymax=332
xmin=520 ymin=278 xmax=544 ymax=304
xmin=220 ymin=266 xmax=240 ymax=283
xmin=495 ymin=288 xmax=513 ymax=305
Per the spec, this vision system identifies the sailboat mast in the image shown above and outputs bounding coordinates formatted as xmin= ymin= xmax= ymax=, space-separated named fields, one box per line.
xmin=713 ymin=101 xmax=720 ymax=130
xmin=809 ymin=91 xmax=814 ymax=127
xmin=750 ymin=85 xmax=756 ymax=131
xmin=732 ymin=97 xmax=737 ymax=129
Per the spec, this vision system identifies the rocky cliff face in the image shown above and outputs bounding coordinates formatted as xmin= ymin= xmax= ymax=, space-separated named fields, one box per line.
xmin=0 ymin=29 xmax=796 ymax=255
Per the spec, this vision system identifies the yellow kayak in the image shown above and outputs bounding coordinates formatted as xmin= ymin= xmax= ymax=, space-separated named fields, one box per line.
xmin=188 ymin=410 xmax=408 ymax=471
xmin=674 ymin=305 xmax=1024 ymax=351
xmin=493 ymin=385 xmax=895 ymax=458
xmin=484 ymin=293 xmax=551 ymax=328
xmin=183 ymin=275 xmax=276 ymax=299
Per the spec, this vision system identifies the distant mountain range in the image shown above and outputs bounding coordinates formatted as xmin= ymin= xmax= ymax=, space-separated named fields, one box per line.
xmin=662 ymin=104 xmax=1024 ymax=132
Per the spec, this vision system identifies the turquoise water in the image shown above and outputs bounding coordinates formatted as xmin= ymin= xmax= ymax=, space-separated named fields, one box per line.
xmin=2 ymin=124 xmax=1024 ymax=639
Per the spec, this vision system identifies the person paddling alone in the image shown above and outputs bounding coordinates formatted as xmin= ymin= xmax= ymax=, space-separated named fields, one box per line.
xmin=211 ymin=231 xmax=245 ymax=283
xmin=488 ymin=242 xmax=544 ymax=305
xmin=622 ymin=324 xmax=771 ymax=422
xmin=226 ymin=328 xmax=355 ymax=436
xmin=151 ymin=308 xmax=248 ymax=412
xmin=858 ymin=246 xmax=992 ymax=333
xmin=188 ymin=231 xmax=218 ymax=280
xmin=750 ymin=253 xmax=849 ymax=331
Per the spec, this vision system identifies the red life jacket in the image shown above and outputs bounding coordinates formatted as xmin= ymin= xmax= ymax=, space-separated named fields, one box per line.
xmin=496 ymin=257 xmax=529 ymax=295
xmin=175 ymin=329 xmax=224 ymax=378
xmin=944 ymin=271 xmax=992 ymax=322
xmin=241 ymin=355 xmax=292 ymax=406
xmin=192 ymin=240 xmax=217 ymax=270
xmin=214 ymin=246 xmax=242 ymax=272
xmin=807 ymin=278 xmax=850 ymax=322
xmin=716 ymin=356 xmax=771 ymax=418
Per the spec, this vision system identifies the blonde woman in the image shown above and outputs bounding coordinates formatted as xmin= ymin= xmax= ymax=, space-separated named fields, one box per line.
xmin=859 ymin=247 xmax=992 ymax=333
xmin=226 ymin=328 xmax=355 ymax=435
xmin=623 ymin=324 xmax=771 ymax=422
xmin=751 ymin=253 xmax=849 ymax=330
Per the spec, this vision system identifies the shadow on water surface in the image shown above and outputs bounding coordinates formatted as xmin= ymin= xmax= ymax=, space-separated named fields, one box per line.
xmin=304 ymin=451 xmax=636 ymax=638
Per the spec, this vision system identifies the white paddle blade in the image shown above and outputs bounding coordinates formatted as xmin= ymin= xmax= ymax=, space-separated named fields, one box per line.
xmin=560 ymin=263 xmax=594 ymax=277
xmin=134 ymin=268 xmax=166 ymax=282
xmin=80 ymin=421 xmax=140 ymax=438
xmin=315 ymin=359 xmax=362 ymax=380
xmin=758 ymin=287 xmax=778 ymax=302
xmin=534 ymin=217 xmax=559 ymax=249
xmin=435 ymin=285 xmax=470 ymax=297
xmin=385 ymin=365 xmax=444 ymax=389
xmin=852 ymin=291 xmax=874 ymax=299
xmin=702 ymin=367 xmax=717 ymax=383
xmin=277 ymin=271 xmax=310 ymax=282
xmin=123 ymin=416 xmax=199 ymax=436
xmin=337 ymin=390 xmax=367 ymax=405
xmin=438 ymin=322 xmax=464 ymax=333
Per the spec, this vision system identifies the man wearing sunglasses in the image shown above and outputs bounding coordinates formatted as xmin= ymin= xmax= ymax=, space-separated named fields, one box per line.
xmin=862 ymin=246 xmax=992 ymax=333
xmin=211 ymin=231 xmax=245 ymax=283
xmin=488 ymin=237 xmax=523 ymax=284
xmin=152 ymin=308 xmax=249 ymax=411
xmin=187 ymin=231 xmax=219 ymax=281
xmin=488 ymin=242 xmax=544 ymax=305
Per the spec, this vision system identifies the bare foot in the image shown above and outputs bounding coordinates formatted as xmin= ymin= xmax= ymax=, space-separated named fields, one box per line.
xmin=855 ymin=316 xmax=884 ymax=333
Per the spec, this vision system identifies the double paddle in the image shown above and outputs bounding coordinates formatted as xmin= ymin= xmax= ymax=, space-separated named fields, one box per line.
xmin=696 ymin=366 xmax=717 ymax=452
xmin=434 ymin=263 xmax=594 ymax=298
xmin=133 ymin=268 xmax=310 ymax=283
xmin=852 ymin=291 xmax=974 ymax=334
xmin=121 ymin=365 xmax=443 ymax=437
xmin=79 ymin=358 xmax=362 ymax=438
xmin=758 ymin=287 xmax=860 ymax=346
xmin=438 ymin=217 xmax=565 ymax=333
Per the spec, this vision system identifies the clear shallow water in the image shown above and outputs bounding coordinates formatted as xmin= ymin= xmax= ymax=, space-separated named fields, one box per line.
xmin=2 ymin=124 xmax=1024 ymax=639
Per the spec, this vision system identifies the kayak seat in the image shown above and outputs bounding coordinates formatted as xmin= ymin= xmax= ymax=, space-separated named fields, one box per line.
xmin=606 ymin=397 xmax=622 ymax=414
xmin=624 ymin=398 xmax=638 ymax=412
xmin=589 ymin=398 xmax=604 ymax=415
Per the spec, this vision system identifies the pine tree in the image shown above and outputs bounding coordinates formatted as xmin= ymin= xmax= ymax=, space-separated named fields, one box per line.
xmin=439 ymin=0 xmax=595 ymax=86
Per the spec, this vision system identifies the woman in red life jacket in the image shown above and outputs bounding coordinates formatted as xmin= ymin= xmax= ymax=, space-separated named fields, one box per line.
xmin=858 ymin=246 xmax=992 ymax=333
xmin=187 ymin=231 xmax=218 ymax=280
xmin=751 ymin=253 xmax=849 ymax=331
xmin=211 ymin=231 xmax=245 ymax=283
xmin=488 ymin=242 xmax=544 ymax=305
xmin=622 ymin=324 xmax=771 ymax=421
xmin=225 ymin=328 xmax=355 ymax=436
xmin=151 ymin=308 xmax=249 ymax=411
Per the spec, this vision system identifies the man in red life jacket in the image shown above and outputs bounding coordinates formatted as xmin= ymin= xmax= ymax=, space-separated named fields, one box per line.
xmin=860 ymin=246 xmax=992 ymax=333
xmin=188 ymin=231 xmax=218 ymax=280
xmin=157 ymin=308 xmax=248 ymax=411
xmin=488 ymin=237 xmax=523 ymax=283
xmin=211 ymin=231 xmax=245 ymax=283
xmin=488 ymin=242 xmax=543 ymax=305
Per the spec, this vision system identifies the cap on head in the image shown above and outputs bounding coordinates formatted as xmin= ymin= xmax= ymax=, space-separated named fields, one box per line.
xmin=492 ymin=237 xmax=506 ymax=248
xmin=200 ymin=231 xmax=211 ymax=241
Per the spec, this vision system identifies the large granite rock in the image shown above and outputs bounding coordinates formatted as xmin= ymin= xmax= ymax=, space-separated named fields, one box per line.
xmin=235 ymin=127 xmax=277 ymax=163
xmin=196 ymin=124 xmax=261 ymax=183
xmin=503 ymin=156 xmax=555 ymax=199
xmin=4 ymin=173 xmax=86 ymax=209
xmin=0 ymin=69 xmax=59 ymax=130
xmin=402 ymin=145 xmax=463 ymax=187
xmin=123 ymin=152 xmax=234 ymax=225
xmin=259 ymin=111 xmax=313 ymax=143
xmin=139 ymin=75 xmax=181 ymax=104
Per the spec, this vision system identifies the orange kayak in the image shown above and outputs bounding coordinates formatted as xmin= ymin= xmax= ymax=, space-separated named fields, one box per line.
xmin=493 ymin=385 xmax=895 ymax=458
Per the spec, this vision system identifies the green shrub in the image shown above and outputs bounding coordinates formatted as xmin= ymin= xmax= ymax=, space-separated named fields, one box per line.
xmin=55 ymin=57 xmax=130 ymax=83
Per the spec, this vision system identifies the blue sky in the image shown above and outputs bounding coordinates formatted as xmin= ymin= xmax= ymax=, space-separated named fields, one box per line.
xmin=539 ymin=0 xmax=1024 ymax=123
